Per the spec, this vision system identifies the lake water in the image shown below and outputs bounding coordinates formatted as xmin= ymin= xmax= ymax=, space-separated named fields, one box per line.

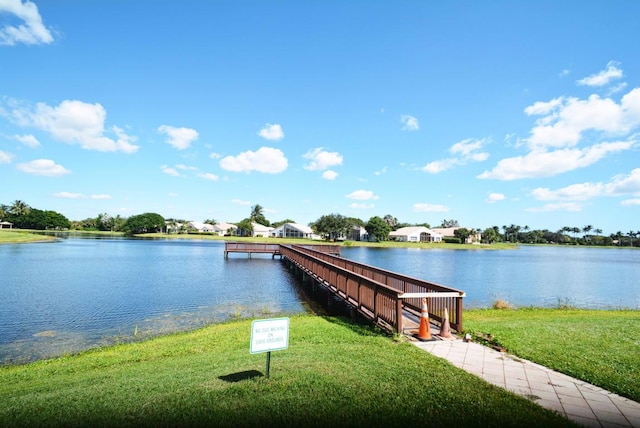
xmin=1 ymin=238 xmax=639 ymax=364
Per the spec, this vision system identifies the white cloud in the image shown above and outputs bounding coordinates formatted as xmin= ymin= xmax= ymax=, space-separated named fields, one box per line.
xmin=413 ymin=203 xmax=449 ymax=213
xmin=91 ymin=194 xmax=111 ymax=200
xmin=349 ymin=203 xmax=374 ymax=209
xmin=53 ymin=192 xmax=85 ymax=199
xmin=530 ymin=182 xmax=606 ymax=201
xmin=16 ymin=158 xmax=70 ymax=176
xmin=176 ymin=164 xmax=197 ymax=171
xmin=621 ymin=199 xmax=640 ymax=206
xmin=346 ymin=190 xmax=379 ymax=200
xmin=607 ymin=168 xmax=640 ymax=195
xmin=527 ymin=168 xmax=640 ymax=206
xmin=7 ymin=100 xmax=139 ymax=153
xmin=524 ymin=97 xmax=564 ymax=116
xmin=158 ymin=125 xmax=198 ymax=150
xmin=161 ymin=165 xmax=180 ymax=176
xmin=478 ymin=140 xmax=633 ymax=180
xmin=559 ymin=69 xmax=570 ymax=77
xmin=526 ymin=202 xmax=583 ymax=212
xmin=422 ymin=138 xmax=489 ymax=174
xmin=198 ymin=172 xmax=219 ymax=181
xmin=374 ymin=166 xmax=388 ymax=176
xmin=0 ymin=0 xmax=54 ymax=46
xmin=209 ymin=152 xmax=222 ymax=159
xmin=303 ymin=148 xmax=343 ymax=171
xmin=486 ymin=193 xmax=506 ymax=203
xmin=13 ymin=133 xmax=39 ymax=147
xmin=401 ymin=115 xmax=419 ymax=131
xmin=576 ymin=61 xmax=623 ymax=87
xmin=422 ymin=158 xmax=458 ymax=174
xmin=0 ymin=150 xmax=13 ymax=163
xmin=322 ymin=170 xmax=338 ymax=180
xmin=232 ymin=199 xmax=251 ymax=206
xmin=257 ymin=123 xmax=284 ymax=141
xmin=220 ymin=146 xmax=287 ymax=173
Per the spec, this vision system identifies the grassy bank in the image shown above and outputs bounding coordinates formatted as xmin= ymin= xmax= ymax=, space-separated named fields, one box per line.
xmin=0 ymin=230 xmax=57 ymax=244
xmin=464 ymin=308 xmax=640 ymax=402
xmin=0 ymin=315 xmax=574 ymax=427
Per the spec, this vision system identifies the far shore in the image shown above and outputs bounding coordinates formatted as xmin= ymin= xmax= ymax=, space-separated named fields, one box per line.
xmin=0 ymin=229 xmax=519 ymax=249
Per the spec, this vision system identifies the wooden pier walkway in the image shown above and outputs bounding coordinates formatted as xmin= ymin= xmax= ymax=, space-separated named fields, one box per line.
xmin=225 ymin=242 xmax=465 ymax=335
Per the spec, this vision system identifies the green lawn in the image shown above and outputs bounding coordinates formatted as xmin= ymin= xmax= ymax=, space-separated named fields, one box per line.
xmin=0 ymin=315 xmax=575 ymax=427
xmin=0 ymin=230 xmax=56 ymax=244
xmin=464 ymin=308 xmax=640 ymax=402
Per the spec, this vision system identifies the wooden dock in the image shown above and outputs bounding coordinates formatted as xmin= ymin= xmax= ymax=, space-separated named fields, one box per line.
xmin=225 ymin=242 xmax=465 ymax=336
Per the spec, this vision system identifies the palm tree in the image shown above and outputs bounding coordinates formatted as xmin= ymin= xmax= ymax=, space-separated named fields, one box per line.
xmin=10 ymin=200 xmax=31 ymax=216
xmin=582 ymin=225 xmax=593 ymax=243
xmin=0 ymin=204 xmax=8 ymax=220
xmin=628 ymin=231 xmax=636 ymax=248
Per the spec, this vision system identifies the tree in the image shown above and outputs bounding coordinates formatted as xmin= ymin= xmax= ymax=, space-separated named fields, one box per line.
xmin=10 ymin=200 xmax=31 ymax=216
xmin=383 ymin=214 xmax=398 ymax=230
xmin=0 ymin=204 xmax=8 ymax=220
xmin=440 ymin=219 xmax=459 ymax=228
xmin=203 ymin=219 xmax=217 ymax=225
xmin=250 ymin=204 xmax=269 ymax=226
xmin=482 ymin=227 xmax=499 ymax=244
xmin=236 ymin=218 xmax=253 ymax=237
xmin=365 ymin=216 xmax=391 ymax=242
xmin=9 ymin=208 xmax=70 ymax=230
xmin=309 ymin=213 xmax=350 ymax=241
xmin=121 ymin=213 xmax=165 ymax=235
xmin=453 ymin=227 xmax=472 ymax=243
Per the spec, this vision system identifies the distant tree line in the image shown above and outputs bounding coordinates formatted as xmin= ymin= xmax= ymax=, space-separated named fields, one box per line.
xmin=0 ymin=200 xmax=70 ymax=230
xmin=3 ymin=200 xmax=639 ymax=246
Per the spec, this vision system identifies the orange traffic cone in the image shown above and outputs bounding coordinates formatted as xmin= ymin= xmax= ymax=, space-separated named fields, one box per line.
xmin=438 ymin=307 xmax=453 ymax=339
xmin=417 ymin=298 xmax=433 ymax=341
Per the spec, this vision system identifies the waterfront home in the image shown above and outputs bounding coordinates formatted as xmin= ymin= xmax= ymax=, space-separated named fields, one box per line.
xmin=213 ymin=222 xmax=237 ymax=236
xmin=187 ymin=221 xmax=215 ymax=233
xmin=431 ymin=227 xmax=481 ymax=243
xmin=389 ymin=226 xmax=443 ymax=243
xmin=251 ymin=222 xmax=274 ymax=237
xmin=270 ymin=222 xmax=319 ymax=239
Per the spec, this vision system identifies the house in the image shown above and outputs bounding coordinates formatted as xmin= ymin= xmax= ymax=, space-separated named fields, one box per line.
xmin=348 ymin=225 xmax=370 ymax=241
xmin=187 ymin=221 xmax=215 ymax=233
xmin=270 ymin=223 xmax=318 ymax=239
xmin=213 ymin=222 xmax=237 ymax=236
xmin=0 ymin=221 xmax=12 ymax=229
xmin=431 ymin=227 xmax=481 ymax=244
xmin=388 ymin=226 xmax=443 ymax=243
xmin=251 ymin=222 xmax=273 ymax=238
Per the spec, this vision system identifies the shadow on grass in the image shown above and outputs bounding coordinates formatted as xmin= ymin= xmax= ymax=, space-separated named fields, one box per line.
xmin=218 ymin=370 xmax=263 ymax=383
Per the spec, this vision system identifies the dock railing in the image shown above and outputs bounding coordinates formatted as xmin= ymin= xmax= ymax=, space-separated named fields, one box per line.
xmin=289 ymin=245 xmax=465 ymax=332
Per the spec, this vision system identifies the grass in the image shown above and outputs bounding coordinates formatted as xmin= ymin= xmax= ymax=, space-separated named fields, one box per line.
xmin=0 ymin=315 xmax=575 ymax=428
xmin=464 ymin=308 xmax=640 ymax=402
xmin=0 ymin=230 xmax=57 ymax=244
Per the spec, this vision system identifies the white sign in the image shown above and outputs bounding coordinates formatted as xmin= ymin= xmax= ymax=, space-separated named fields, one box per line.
xmin=250 ymin=317 xmax=290 ymax=354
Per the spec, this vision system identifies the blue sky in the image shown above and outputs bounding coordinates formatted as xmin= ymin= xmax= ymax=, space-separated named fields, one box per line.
xmin=1 ymin=1 xmax=639 ymax=234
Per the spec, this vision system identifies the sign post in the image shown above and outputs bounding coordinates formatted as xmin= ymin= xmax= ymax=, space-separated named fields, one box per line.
xmin=250 ymin=317 xmax=289 ymax=378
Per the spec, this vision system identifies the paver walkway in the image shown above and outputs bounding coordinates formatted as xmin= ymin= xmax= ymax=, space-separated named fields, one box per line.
xmin=413 ymin=337 xmax=640 ymax=428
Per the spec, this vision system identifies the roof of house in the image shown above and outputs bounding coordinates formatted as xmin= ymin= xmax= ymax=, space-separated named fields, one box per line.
xmin=274 ymin=223 xmax=313 ymax=234
xmin=252 ymin=222 xmax=274 ymax=233
xmin=389 ymin=226 xmax=442 ymax=237
xmin=214 ymin=222 xmax=237 ymax=230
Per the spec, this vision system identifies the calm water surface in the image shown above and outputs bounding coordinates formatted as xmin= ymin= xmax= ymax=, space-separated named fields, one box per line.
xmin=0 ymin=237 xmax=305 ymax=364
xmin=1 ymin=238 xmax=639 ymax=363
xmin=341 ymin=245 xmax=640 ymax=309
